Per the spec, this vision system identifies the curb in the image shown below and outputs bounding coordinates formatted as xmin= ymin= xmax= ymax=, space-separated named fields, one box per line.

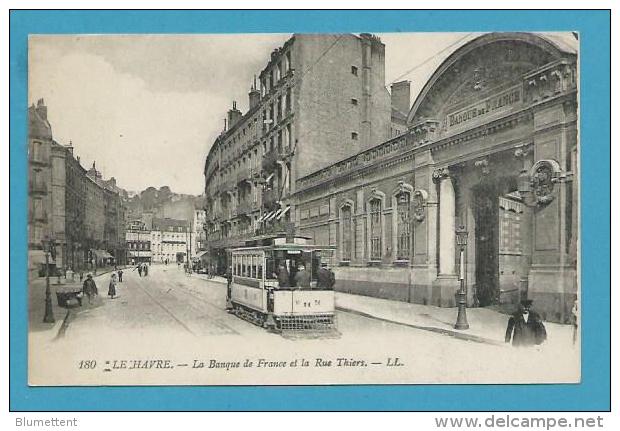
xmin=336 ymin=306 xmax=504 ymax=346
xmin=54 ymin=309 xmax=72 ymax=340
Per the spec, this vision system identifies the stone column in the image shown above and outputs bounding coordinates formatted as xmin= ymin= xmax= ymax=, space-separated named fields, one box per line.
xmin=515 ymin=145 xmax=534 ymax=301
xmin=434 ymin=168 xmax=456 ymax=276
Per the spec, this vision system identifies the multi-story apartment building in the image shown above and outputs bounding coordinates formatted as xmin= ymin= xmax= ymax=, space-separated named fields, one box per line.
xmin=126 ymin=220 xmax=151 ymax=264
xmin=28 ymin=99 xmax=54 ymax=277
xmin=28 ymin=99 xmax=127 ymax=277
xmin=203 ymin=33 xmax=404 ymax=273
xmin=149 ymin=218 xmax=190 ymax=263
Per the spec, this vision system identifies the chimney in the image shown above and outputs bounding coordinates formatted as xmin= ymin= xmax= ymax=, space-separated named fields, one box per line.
xmin=227 ymin=101 xmax=243 ymax=129
xmin=390 ymin=81 xmax=411 ymax=115
xmin=248 ymin=76 xmax=261 ymax=110
xmin=36 ymin=98 xmax=47 ymax=120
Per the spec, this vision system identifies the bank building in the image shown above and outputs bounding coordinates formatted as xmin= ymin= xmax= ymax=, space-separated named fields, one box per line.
xmin=204 ymin=32 xmax=578 ymax=323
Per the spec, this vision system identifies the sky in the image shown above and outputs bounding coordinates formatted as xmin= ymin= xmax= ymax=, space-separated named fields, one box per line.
xmin=28 ymin=32 xmax=479 ymax=195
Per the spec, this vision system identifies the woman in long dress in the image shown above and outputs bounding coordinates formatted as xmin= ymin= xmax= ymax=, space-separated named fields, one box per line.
xmin=108 ymin=272 xmax=118 ymax=299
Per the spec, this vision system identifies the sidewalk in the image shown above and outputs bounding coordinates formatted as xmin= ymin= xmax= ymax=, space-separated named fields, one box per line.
xmin=28 ymin=277 xmax=71 ymax=340
xmin=192 ymin=275 xmax=575 ymax=347
xmin=28 ymin=268 xmax=120 ymax=340
xmin=335 ymin=292 xmax=575 ymax=348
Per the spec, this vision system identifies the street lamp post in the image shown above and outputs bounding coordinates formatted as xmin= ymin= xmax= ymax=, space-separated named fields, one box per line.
xmin=42 ymin=236 xmax=56 ymax=323
xmin=454 ymin=225 xmax=469 ymax=330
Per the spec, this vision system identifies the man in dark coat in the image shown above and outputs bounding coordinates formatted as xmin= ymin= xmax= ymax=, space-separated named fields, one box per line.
xmin=505 ymin=299 xmax=547 ymax=347
xmin=293 ymin=263 xmax=310 ymax=289
xmin=317 ymin=263 xmax=335 ymax=290
xmin=225 ymin=266 xmax=233 ymax=310
xmin=82 ymin=273 xmax=98 ymax=304
xmin=276 ymin=262 xmax=290 ymax=288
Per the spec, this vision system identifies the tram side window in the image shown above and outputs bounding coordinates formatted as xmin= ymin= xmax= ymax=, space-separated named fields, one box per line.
xmin=251 ymin=256 xmax=257 ymax=278
xmin=258 ymin=258 xmax=263 ymax=279
xmin=265 ymin=257 xmax=276 ymax=279
xmin=236 ymin=257 xmax=241 ymax=277
xmin=311 ymin=253 xmax=320 ymax=282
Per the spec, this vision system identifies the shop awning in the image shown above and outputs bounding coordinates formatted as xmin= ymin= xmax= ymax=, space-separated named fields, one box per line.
xmin=265 ymin=209 xmax=280 ymax=222
xmin=276 ymin=206 xmax=290 ymax=220
xmin=93 ymin=249 xmax=114 ymax=259
xmin=193 ymin=250 xmax=208 ymax=260
xmin=259 ymin=211 xmax=274 ymax=223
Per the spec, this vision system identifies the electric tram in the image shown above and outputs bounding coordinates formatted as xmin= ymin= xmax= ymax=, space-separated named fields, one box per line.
xmin=227 ymin=234 xmax=336 ymax=332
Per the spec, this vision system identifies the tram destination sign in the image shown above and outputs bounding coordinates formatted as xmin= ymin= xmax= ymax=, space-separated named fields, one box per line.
xmin=446 ymin=85 xmax=523 ymax=130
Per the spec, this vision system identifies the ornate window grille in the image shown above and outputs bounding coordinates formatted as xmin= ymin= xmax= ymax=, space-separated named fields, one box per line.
xmin=369 ymin=199 xmax=382 ymax=260
xmin=396 ymin=192 xmax=411 ymax=260
xmin=341 ymin=206 xmax=352 ymax=261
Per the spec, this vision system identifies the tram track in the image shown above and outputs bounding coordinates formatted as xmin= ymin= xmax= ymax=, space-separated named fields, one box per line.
xmin=164 ymin=280 xmax=242 ymax=335
xmin=132 ymin=271 xmax=243 ymax=336
xmin=131 ymin=277 xmax=197 ymax=336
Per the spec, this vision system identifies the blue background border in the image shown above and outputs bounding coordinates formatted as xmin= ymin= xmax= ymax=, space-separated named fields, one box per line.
xmin=9 ymin=10 xmax=611 ymax=411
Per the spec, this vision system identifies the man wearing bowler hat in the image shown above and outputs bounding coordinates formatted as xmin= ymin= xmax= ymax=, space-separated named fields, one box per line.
xmin=505 ymin=299 xmax=547 ymax=347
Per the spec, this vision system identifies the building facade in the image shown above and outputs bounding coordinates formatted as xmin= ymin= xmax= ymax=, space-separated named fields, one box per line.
xmin=294 ymin=32 xmax=578 ymax=322
xmin=149 ymin=218 xmax=191 ymax=263
xmin=28 ymin=100 xmax=128 ymax=276
xmin=28 ymin=99 xmax=54 ymax=276
xmin=203 ymin=33 xmax=404 ymax=273
xmin=126 ymin=220 xmax=152 ymax=264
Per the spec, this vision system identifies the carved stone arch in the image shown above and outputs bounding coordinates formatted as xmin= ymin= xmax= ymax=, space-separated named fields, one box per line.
xmin=407 ymin=32 xmax=577 ymax=129
xmin=366 ymin=187 xmax=387 ymax=208
xmin=391 ymin=180 xmax=415 ymax=199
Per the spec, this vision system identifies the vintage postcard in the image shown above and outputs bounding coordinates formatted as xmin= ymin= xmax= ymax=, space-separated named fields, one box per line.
xmin=27 ymin=31 xmax=580 ymax=386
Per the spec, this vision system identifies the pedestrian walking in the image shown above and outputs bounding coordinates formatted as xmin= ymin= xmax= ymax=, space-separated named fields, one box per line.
xmin=225 ymin=266 xmax=233 ymax=310
xmin=293 ymin=263 xmax=310 ymax=289
xmin=137 ymin=264 xmax=143 ymax=277
xmin=143 ymin=263 xmax=149 ymax=277
xmin=117 ymin=268 xmax=123 ymax=282
xmin=108 ymin=272 xmax=118 ymax=299
xmin=571 ymin=298 xmax=579 ymax=345
xmin=505 ymin=299 xmax=547 ymax=347
xmin=317 ymin=262 xmax=335 ymax=290
xmin=82 ymin=273 xmax=98 ymax=304
xmin=79 ymin=270 xmax=84 ymax=283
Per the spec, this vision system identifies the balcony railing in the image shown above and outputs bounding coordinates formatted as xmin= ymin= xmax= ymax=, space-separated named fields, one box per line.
xmin=262 ymin=148 xmax=291 ymax=171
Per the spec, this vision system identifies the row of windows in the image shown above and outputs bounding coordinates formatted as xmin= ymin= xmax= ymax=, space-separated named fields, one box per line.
xmin=340 ymin=192 xmax=412 ymax=262
xmin=128 ymin=241 xmax=150 ymax=250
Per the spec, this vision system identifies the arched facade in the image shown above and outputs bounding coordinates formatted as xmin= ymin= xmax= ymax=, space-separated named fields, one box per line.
xmin=293 ymin=32 xmax=578 ymax=322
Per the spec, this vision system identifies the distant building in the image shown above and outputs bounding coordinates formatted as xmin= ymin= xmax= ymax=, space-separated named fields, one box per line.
xmin=149 ymin=218 xmax=190 ymax=263
xmin=126 ymin=220 xmax=151 ymax=264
